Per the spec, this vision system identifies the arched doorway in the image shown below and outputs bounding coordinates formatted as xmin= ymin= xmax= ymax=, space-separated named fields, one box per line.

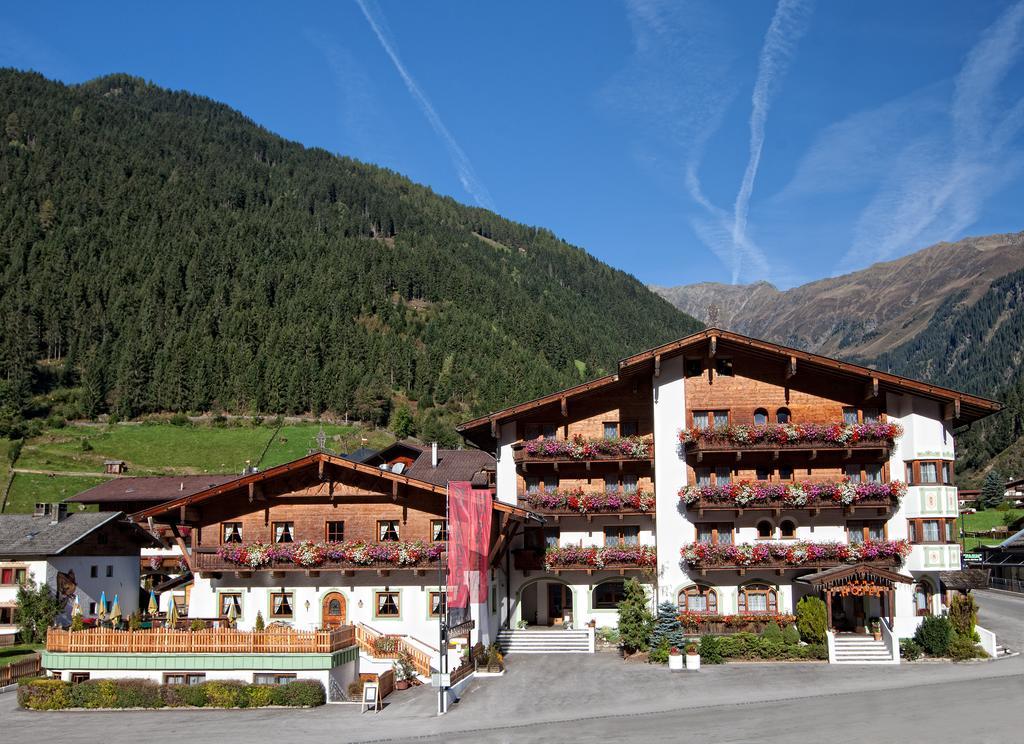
xmin=517 ymin=578 xmax=574 ymax=627
xmin=321 ymin=592 xmax=347 ymax=628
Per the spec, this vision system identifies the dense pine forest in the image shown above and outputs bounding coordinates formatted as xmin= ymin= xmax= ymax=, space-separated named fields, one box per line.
xmin=0 ymin=70 xmax=700 ymax=443
xmin=868 ymin=267 xmax=1024 ymax=484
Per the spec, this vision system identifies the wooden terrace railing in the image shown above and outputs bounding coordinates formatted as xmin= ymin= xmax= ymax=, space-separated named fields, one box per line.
xmin=46 ymin=625 xmax=355 ymax=654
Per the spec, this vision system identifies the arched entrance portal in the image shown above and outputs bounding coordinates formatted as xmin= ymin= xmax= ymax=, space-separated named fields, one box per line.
xmin=518 ymin=579 xmax=574 ymax=627
xmin=321 ymin=592 xmax=347 ymax=628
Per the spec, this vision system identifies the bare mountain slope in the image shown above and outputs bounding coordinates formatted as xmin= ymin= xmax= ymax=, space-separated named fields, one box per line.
xmin=653 ymin=232 xmax=1024 ymax=359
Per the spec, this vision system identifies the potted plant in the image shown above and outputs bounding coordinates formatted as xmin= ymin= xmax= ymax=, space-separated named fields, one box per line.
xmin=685 ymin=642 xmax=700 ymax=671
xmin=869 ymin=618 xmax=882 ymax=641
xmin=668 ymin=646 xmax=684 ymax=671
xmin=393 ymin=652 xmax=417 ymax=690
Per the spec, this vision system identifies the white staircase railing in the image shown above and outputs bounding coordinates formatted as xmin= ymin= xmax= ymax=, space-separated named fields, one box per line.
xmin=880 ymin=619 xmax=899 ymax=664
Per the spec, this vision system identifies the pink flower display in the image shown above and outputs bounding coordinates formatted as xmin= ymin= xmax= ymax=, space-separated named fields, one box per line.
xmin=523 ymin=488 xmax=654 ymax=514
xmin=544 ymin=544 xmax=657 ymax=570
xmin=678 ymin=479 xmax=906 ymax=508
xmin=216 ymin=540 xmax=444 ymax=569
xmin=523 ymin=434 xmax=653 ymax=460
xmin=680 ymin=539 xmax=912 ymax=568
xmin=678 ymin=421 xmax=903 ymax=448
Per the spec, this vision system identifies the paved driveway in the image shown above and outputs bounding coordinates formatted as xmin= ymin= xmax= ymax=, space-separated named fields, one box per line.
xmin=975 ymin=588 xmax=1024 ymax=652
xmin=3 ymin=650 xmax=1022 ymax=743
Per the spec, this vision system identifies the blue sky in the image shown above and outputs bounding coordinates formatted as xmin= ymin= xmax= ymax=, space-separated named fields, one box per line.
xmin=3 ymin=1 xmax=1024 ymax=289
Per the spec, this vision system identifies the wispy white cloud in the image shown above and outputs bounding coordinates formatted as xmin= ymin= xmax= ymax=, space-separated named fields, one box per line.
xmin=835 ymin=0 xmax=1024 ymax=272
xmin=354 ymin=0 xmax=495 ymax=210
xmin=731 ymin=0 xmax=813 ymax=278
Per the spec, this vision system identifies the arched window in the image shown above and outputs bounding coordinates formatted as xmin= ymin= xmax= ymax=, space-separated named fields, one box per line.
xmin=776 ymin=407 xmax=791 ymax=424
xmin=593 ymin=580 xmax=627 ymax=610
xmin=914 ymin=581 xmax=933 ymax=617
xmin=678 ymin=585 xmax=718 ymax=614
xmin=753 ymin=408 xmax=769 ymax=425
xmin=756 ymin=520 xmax=774 ymax=539
xmin=738 ymin=583 xmax=778 ymax=614
xmin=779 ymin=519 xmax=797 ymax=539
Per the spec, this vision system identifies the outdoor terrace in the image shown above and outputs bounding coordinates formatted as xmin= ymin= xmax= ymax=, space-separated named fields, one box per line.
xmin=46 ymin=625 xmax=356 ymax=654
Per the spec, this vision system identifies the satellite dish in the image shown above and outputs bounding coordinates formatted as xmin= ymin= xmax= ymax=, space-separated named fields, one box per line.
xmin=392 ymin=463 xmax=405 ymax=474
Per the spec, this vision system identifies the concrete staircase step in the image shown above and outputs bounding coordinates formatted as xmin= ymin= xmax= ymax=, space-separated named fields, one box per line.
xmin=497 ymin=629 xmax=592 ymax=655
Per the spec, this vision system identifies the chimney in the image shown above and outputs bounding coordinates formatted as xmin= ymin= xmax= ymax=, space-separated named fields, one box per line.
xmin=51 ymin=503 xmax=68 ymax=524
xmin=431 ymin=442 xmax=438 ymax=468
xmin=179 ymin=482 xmax=184 ymax=492
xmin=34 ymin=502 xmax=49 ymax=517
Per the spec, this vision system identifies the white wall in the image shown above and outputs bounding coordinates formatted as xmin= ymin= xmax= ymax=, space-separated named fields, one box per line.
xmin=496 ymin=422 xmax=518 ymax=505
xmin=652 ymin=355 xmax=690 ymax=604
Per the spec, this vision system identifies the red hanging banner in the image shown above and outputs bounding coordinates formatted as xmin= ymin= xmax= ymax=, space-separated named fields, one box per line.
xmin=446 ymin=481 xmax=491 ymax=630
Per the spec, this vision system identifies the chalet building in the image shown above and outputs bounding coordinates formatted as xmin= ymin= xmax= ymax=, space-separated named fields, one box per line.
xmin=458 ymin=328 xmax=1001 ymax=662
xmin=103 ymin=448 xmax=533 ymax=690
xmin=0 ymin=505 xmax=158 ymax=644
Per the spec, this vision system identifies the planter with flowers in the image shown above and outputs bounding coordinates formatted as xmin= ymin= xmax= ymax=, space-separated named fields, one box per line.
xmin=668 ymin=646 xmax=684 ymax=671
xmin=685 ymin=643 xmax=700 ymax=671
xmin=393 ymin=652 xmax=417 ymax=690
xmin=678 ymin=420 xmax=902 ymax=451
xmin=869 ymin=618 xmax=882 ymax=641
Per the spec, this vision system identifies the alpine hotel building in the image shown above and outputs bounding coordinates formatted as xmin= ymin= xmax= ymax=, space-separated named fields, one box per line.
xmin=458 ymin=329 xmax=1001 ymax=659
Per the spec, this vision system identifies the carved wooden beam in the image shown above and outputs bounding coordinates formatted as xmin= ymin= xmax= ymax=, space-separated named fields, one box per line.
xmin=318 ymin=458 xmax=325 ymax=481
xmin=490 ymin=417 xmax=499 ymax=438
xmin=864 ymin=376 xmax=880 ymax=400
xmin=654 ymin=354 xmax=662 ymax=378
xmin=708 ymin=335 xmax=718 ymax=358
xmin=943 ymin=399 xmax=961 ymax=420
xmin=560 ymin=396 xmax=568 ymax=417
xmin=786 ymin=356 xmax=797 ymax=380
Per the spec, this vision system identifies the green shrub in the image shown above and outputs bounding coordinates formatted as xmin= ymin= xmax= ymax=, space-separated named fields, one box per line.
xmin=699 ymin=635 xmax=723 ymax=664
xmin=782 ymin=624 xmax=801 ymax=646
xmin=804 ymin=643 xmax=828 ymax=660
xmin=189 ymin=619 xmax=206 ymax=632
xmin=760 ymin=621 xmax=783 ymax=643
xmin=169 ymin=413 xmax=190 ymax=426
xmin=275 ymin=680 xmax=326 ymax=707
xmin=254 ymin=612 xmax=265 ymax=631
xmin=648 ymin=637 xmax=670 ymax=664
xmin=915 ymin=615 xmax=955 ymax=656
xmin=18 ymin=679 xmax=71 ymax=710
xmin=947 ymin=594 xmax=978 ymax=639
xmin=114 ymin=678 xmax=163 ymax=708
xmin=596 ymin=626 xmax=620 ymax=645
xmin=616 ymin=578 xmax=654 ymax=653
xmin=203 ymin=680 xmax=247 ymax=708
xmin=948 ymin=634 xmax=986 ymax=662
xmin=900 ymin=638 xmax=923 ymax=660
xmin=795 ymin=596 xmax=827 ymax=644
xmin=163 ymin=683 xmax=209 ymax=708
xmin=244 ymin=684 xmax=273 ymax=708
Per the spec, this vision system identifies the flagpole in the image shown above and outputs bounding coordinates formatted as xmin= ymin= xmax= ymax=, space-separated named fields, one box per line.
xmin=437 ymin=483 xmax=449 ymax=716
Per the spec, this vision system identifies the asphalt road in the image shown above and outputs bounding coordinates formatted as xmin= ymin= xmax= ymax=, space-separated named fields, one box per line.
xmin=975 ymin=588 xmax=1024 ymax=652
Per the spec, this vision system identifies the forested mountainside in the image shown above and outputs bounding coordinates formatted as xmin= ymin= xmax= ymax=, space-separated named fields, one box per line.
xmin=656 ymin=235 xmax=1024 ymax=486
xmin=653 ymin=232 xmax=1024 ymax=360
xmin=0 ymin=70 xmax=700 ymax=442
xmin=871 ymin=267 xmax=1024 ymax=485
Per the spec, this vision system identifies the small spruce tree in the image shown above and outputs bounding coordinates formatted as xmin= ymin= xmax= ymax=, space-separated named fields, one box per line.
xmin=254 ymin=611 xmax=265 ymax=631
xmin=981 ymin=470 xmax=1004 ymax=510
xmin=649 ymin=601 xmax=685 ymax=655
xmin=616 ymin=579 xmax=654 ymax=654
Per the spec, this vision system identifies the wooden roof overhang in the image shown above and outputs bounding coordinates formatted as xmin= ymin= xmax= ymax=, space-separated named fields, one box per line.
xmin=795 ymin=563 xmax=914 ymax=590
xmin=939 ymin=569 xmax=990 ymax=592
xmin=457 ymin=328 xmax=1002 ymax=450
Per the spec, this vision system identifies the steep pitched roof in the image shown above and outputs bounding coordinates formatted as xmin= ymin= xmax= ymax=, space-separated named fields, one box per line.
xmin=458 ymin=327 xmax=1002 ymax=441
xmin=0 ymin=512 xmax=155 ymax=556
xmin=405 ymin=449 xmax=495 ymax=488
xmin=69 ymin=475 xmax=237 ymax=504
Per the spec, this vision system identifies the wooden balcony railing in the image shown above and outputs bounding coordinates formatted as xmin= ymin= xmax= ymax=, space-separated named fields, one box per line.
xmin=46 ymin=625 xmax=355 ymax=654
xmin=684 ymin=438 xmax=893 ymax=462
xmin=192 ymin=547 xmax=440 ymax=574
xmin=518 ymin=489 xmax=655 ymax=517
xmin=355 ymin=623 xmax=434 ymax=678
xmin=511 ymin=436 xmax=653 ymax=465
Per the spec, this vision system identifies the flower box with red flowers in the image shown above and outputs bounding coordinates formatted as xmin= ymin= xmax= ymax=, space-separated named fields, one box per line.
xmin=544 ymin=544 xmax=656 ymax=571
xmin=204 ymin=540 xmax=443 ymax=571
xmin=678 ymin=480 xmax=906 ymax=511
xmin=522 ymin=488 xmax=655 ymax=515
xmin=514 ymin=434 xmax=653 ymax=462
xmin=678 ymin=421 xmax=902 ymax=452
xmin=680 ymin=539 xmax=912 ymax=570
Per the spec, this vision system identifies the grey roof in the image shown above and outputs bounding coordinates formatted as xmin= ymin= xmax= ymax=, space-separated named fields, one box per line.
xmin=0 ymin=512 xmax=130 ymax=556
xmin=405 ymin=449 xmax=495 ymax=488
xmin=343 ymin=447 xmax=379 ymax=463
xmin=997 ymin=526 xmax=1024 ymax=549
xmin=68 ymin=475 xmax=237 ymax=504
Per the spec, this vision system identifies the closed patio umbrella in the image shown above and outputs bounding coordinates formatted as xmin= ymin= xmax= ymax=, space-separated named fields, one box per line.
xmin=225 ymin=599 xmax=238 ymax=627
xmin=97 ymin=590 xmax=108 ymax=622
xmin=147 ymin=590 xmax=158 ymax=616
xmin=109 ymin=595 xmax=122 ymax=625
xmin=72 ymin=594 xmax=82 ymax=617
xmin=167 ymin=599 xmax=179 ymax=628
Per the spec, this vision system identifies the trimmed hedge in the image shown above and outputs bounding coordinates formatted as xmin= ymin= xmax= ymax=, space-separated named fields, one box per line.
xmin=694 ymin=632 xmax=827 ymax=663
xmin=18 ymin=678 xmax=326 ymax=710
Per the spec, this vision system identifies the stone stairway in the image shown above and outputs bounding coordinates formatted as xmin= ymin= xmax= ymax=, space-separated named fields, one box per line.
xmin=832 ymin=633 xmax=895 ymax=664
xmin=497 ymin=628 xmax=591 ymax=654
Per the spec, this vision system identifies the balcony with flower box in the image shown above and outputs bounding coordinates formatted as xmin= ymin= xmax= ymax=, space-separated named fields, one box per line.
xmin=542 ymin=544 xmax=657 ymax=575
xmin=679 ymin=539 xmax=912 ymax=576
xmin=512 ymin=435 xmax=654 ymax=469
xmin=193 ymin=540 xmax=443 ymax=578
xmin=679 ymin=480 xmax=906 ymax=517
xmin=677 ymin=612 xmax=796 ymax=636
xmin=678 ymin=422 xmax=902 ymax=463
xmin=519 ymin=487 xmax=656 ymax=522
